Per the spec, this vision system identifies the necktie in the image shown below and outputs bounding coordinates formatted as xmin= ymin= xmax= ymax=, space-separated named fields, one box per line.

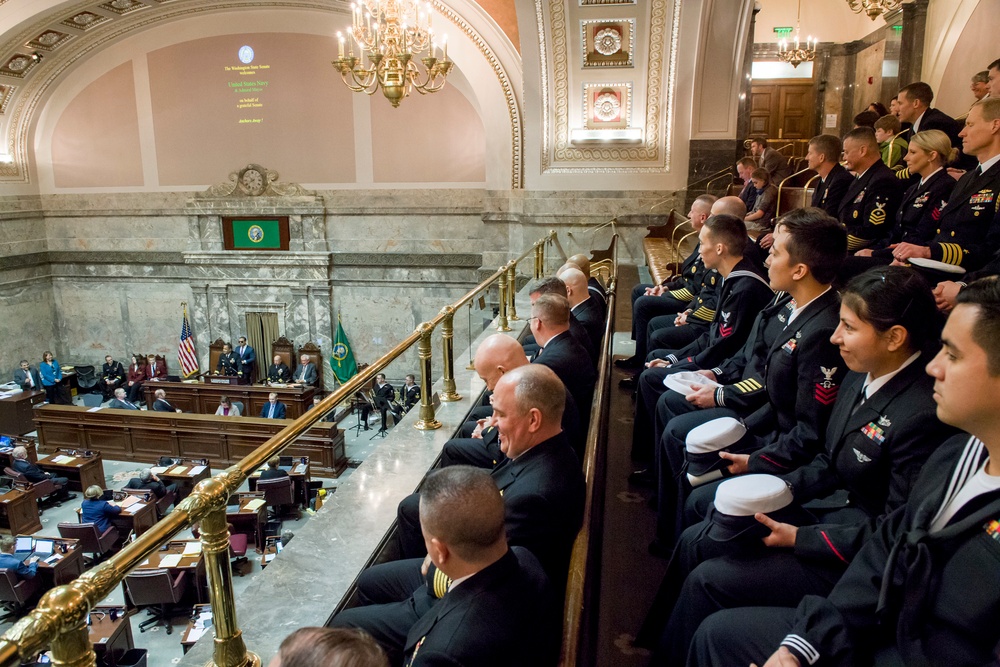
xmin=850 ymin=385 xmax=868 ymax=416
xmin=269 ymin=404 xmax=274 ymax=418
xmin=26 ymin=372 xmax=33 ymax=388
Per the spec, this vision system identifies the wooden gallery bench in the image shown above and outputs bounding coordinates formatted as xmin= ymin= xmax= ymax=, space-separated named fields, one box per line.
xmin=642 ymin=209 xmax=696 ymax=286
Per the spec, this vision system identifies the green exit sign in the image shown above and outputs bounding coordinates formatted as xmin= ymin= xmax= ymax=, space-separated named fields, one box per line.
xmin=891 ymin=25 xmax=903 ymax=32
xmin=773 ymin=27 xmax=794 ymax=35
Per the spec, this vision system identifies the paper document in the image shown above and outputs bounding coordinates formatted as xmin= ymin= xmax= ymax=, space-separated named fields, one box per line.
xmin=189 ymin=465 xmax=207 ymax=475
xmin=51 ymin=455 xmax=75 ymax=464
xmin=123 ymin=502 xmax=146 ymax=513
xmin=244 ymin=498 xmax=266 ymax=511
xmin=183 ymin=542 xmax=203 ymax=555
xmin=293 ymin=464 xmax=306 ymax=473
xmin=187 ymin=627 xmax=208 ymax=642
xmin=150 ymin=466 xmax=167 ymax=474
xmin=86 ymin=407 xmax=103 ymax=412
xmin=264 ymin=553 xmax=276 ymax=563
xmin=159 ymin=554 xmax=182 ymax=568
xmin=170 ymin=466 xmax=188 ymax=475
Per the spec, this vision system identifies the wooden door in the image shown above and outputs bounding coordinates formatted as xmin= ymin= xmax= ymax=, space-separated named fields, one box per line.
xmin=750 ymin=80 xmax=815 ymax=140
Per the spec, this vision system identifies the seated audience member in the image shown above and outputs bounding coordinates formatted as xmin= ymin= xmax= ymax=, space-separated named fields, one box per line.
xmin=109 ymin=387 xmax=140 ymax=410
xmin=897 ymin=81 xmax=964 ymax=153
xmin=81 ymin=485 xmax=121 ymax=533
xmin=713 ymin=195 xmax=769 ymax=267
xmin=620 ymin=195 xmax=717 ymax=369
xmin=266 ymin=355 xmax=291 ymax=384
xmin=736 ymin=157 xmax=759 ymax=211
xmin=125 ymin=354 xmax=145 ymax=403
xmin=853 ymin=110 xmax=879 ymax=129
xmin=558 ymin=266 xmax=605 ymax=349
xmin=567 ymin=252 xmax=607 ymax=306
xmin=643 ymin=209 xmax=846 ymax=548
xmin=293 ymin=354 xmax=317 ymax=387
xmin=215 ymin=343 xmax=242 ymax=378
xmin=522 ymin=276 xmax=597 ymax=364
xmin=649 ymin=267 xmax=956 ymax=664
xmin=807 ymin=134 xmax=853 ymax=218
xmin=39 ymin=351 xmax=64 ymax=405
xmin=125 ymin=468 xmax=178 ymax=499
xmin=260 ymin=456 xmax=289 ymax=481
xmin=891 ymin=98 xmax=1000 ymax=272
xmin=689 ymin=277 xmax=1000 ymax=667
xmin=750 ymin=136 xmax=792 ymax=183
xmin=100 ymin=355 xmax=125 ymax=400
xmin=874 ymin=113 xmax=908 ymax=169
xmin=868 ymin=101 xmax=889 ymax=117
xmin=11 ymin=446 xmax=71 ymax=499
xmin=0 ymin=535 xmax=39 ymax=580
xmin=438 ymin=334 xmax=582 ymax=467
xmin=215 ymin=396 xmax=240 ymax=417
xmin=269 ymin=627 xmax=388 ymax=667
xmin=839 ymin=127 xmax=906 ymax=253
xmin=400 ymin=374 xmax=420 ymax=412
xmin=13 ymin=359 xmax=41 ymax=392
xmin=744 ymin=168 xmax=778 ymax=232
xmin=630 ymin=214 xmax=774 ymax=463
xmin=972 ymin=69 xmax=991 ymax=101
xmin=260 ymin=392 xmax=286 ymax=419
xmin=152 ymin=388 xmax=182 ymax=412
xmin=989 ymin=57 xmax=1000 ymax=99
xmin=145 ymin=353 xmax=166 ymax=381
xmin=333 ymin=464 xmax=568 ymax=667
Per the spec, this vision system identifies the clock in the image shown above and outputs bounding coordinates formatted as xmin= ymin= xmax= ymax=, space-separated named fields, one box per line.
xmin=239 ymin=166 xmax=266 ymax=196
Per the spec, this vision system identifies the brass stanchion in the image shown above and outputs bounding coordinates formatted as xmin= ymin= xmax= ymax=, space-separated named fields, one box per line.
xmin=439 ymin=306 xmax=461 ymax=402
xmin=414 ymin=323 xmax=442 ymax=430
xmin=466 ymin=302 xmax=476 ymax=370
xmin=496 ymin=268 xmax=511 ymax=332
xmin=506 ymin=263 xmax=519 ymax=321
xmin=197 ymin=481 xmax=260 ymax=667
xmin=534 ymin=242 xmax=543 ymax=279
xmin=47 ymin=620 xmax=95 ymax=667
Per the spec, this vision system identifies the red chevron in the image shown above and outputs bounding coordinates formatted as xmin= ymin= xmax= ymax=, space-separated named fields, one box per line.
xmin=815 ymin=384 xmax=839 ymax=405
xmin=719 ymin=325 xmax=734 ymax=338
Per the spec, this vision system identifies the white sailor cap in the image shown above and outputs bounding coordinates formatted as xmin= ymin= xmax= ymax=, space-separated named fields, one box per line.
xmin=705 ymin=474 xmax=805 ymax=542
xmin=684 ymin=417 xmax=748 ymax=485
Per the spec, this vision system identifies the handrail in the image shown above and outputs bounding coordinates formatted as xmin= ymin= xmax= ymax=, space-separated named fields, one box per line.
xmin=775 ymin=167 xmax=817 ymax=215
xmin=0 ymin=231 xmax=559 ymax=667
xmin=560 ymin=234 xmax=618 ymax=666
xmin=706 ymin=171 xmax=735 ymax=194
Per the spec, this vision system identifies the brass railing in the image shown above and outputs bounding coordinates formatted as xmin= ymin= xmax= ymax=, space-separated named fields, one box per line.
xmin=0 ymin=231 xmax=558 ymax=667
xmin=560 ymin=234 xmax=618 ymax=666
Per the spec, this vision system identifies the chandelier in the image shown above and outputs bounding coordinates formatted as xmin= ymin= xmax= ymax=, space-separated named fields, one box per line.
xmin=777 ymin=0 xmax=816 ymax=69
xmin=332 ymin=1 xmax=453 ymax=108
xmin=847 ymin=0 xmax=903 ymax=20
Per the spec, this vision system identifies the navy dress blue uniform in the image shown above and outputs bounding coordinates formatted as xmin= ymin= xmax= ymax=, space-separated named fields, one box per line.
xmin=101 ymin=360 xmax=125 ymax=398
xmin=840 ymin=161 xmax=906 ymax=252
xmin=690 ymin=434 xmax=1000 ymax=667
xmin=402 ymin=547 xmax=558 ymax=667
xmin=571 ymin=296 xmax=605 ymax=351
xmin=631 ymin=258 xmax=773 ymax=462
xmin=532 ymin=330 xmax=596 ymax=436
xmin=650 ymin=355 xmax=957 ymax=664
xmin=923 ymin=159 xmax=1000 ymax=270
xmin=215 ymin=351 xmax=242 ymax=377
xmin=811 ymin=163 xmax=854 ymax=218
xmin=874 ymin=167 xmax=956 ymax=256
xmin=266 ymin=362 xmax=290 ymax=383
xmin=645 ymin=270 xmax=720 ymax=355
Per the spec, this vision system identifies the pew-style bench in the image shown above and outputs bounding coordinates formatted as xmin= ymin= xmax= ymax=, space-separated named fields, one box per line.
xmin=32 ymin=405 xmax=347 ymax=477
xmin=643 ymin=209 xmax=694 ymax=286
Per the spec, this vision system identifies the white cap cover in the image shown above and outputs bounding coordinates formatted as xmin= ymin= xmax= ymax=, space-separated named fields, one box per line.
xmin=686 ymin=417 xmax=747 ymax=454
xmin=713 ymin=474 xmax=792 ymax=517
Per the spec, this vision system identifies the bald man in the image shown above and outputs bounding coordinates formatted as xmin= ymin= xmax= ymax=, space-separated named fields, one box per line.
xmin=558 ymin=267 xmax=605 ymax=350
xmin=568 ymin=253 xmax=608 ymax=306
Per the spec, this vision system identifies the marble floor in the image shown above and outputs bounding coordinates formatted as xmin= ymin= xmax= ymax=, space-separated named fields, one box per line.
xmin=0 ymin=394 xmax=393 ymax=667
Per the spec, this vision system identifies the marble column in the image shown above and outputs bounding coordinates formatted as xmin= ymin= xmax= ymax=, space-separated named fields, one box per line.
xmin=208 ymin=286 xmax=231 ymax=345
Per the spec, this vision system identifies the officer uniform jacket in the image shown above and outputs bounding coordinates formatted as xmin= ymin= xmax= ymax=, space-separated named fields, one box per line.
xmin=101 ymin=361 xmax=124 ymax=386
xmin=779 ymin=435 xmax=1000 ymax=667
xmin=13 ymin=367 xmax=42 ymax=391
xmin=872 ymin=167 xmax=956 ymax=258
xmin=781 ymin=359 xmax=958 ymax=565
xmin=662 ymin=251 xmax=708 ymax=304
xmin=532 ymin=331 xmax=597 ymax=434
xmin=685 ymin=269 xmax=721 ymax=326
xmin=216 ymin=351 xmax=242 ymax=377
xmin=266 ymin=362 xmax=290 ymax=383
xmin=403 ymin=547 xmax=558 ymax=667
xmin=489 ymin=432 xmax=585 ymax=584
xmin=811 ymin=164 xmax=854 ymax=218
xmin=840 ymin=161 xmax=906 ymax=252
xmin=660 ymin=258 xmax=773 ymax=372
xmin=926 ymin=159 xmax=1000 ymax=269
xmin=744 ymin=289 xmax=846 ymax=475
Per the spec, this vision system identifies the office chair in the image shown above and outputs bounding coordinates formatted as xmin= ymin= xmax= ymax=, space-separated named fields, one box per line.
xmin=123 ymin=569 xmax=189 ymax=634
xmin=4 ymin=467 xmax=63 ymax=511
xmin=231 ymin=401 xmax=244 ymax=416
xmin=257 ymin=477 xmax=299 ymax=521
xmin=229 ymin=531 xmax=250 ymax=576
xmin=0 ymin=569 xmax=41 ymax=623
xmin=57 ymin=522 xmax=118 ymax=565
xmin=157 ymin=456 xmax=179 ymax=467
xmin=74 ymin=365 xmax=98 ymax=393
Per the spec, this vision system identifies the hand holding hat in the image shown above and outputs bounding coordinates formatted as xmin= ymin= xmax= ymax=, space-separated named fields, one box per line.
xmin=755 ymin=512 xmax=798 ymax=549
xmin=686 ymin=383 xmax=717 ymax=408
xmin=718 ymin=450 xmax=750 ymax=476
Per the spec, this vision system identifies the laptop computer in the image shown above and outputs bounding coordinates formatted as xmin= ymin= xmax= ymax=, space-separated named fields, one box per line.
xmin=33 ymin=539 xmax=54 ymax=557
xmin=13 ymin=536 xmax=33 ymax=562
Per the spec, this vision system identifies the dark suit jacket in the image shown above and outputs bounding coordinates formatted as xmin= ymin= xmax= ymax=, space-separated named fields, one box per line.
xmin=260 ymin=401 xmax=286 ymax=419
xmin=152 ymin=398 xmax=177 ymax=412
xmin=124 ymin=477 xmax=168 ymax=498
xmin=294 ymin=362 xmax=317 ymax=386
xmin=13 ymin=367 xmax=42 ymax=391
xmin=811 ymin=163 xmax=854 ymax=218
xmin=760 ymin=147 xmax=792 ymax=182
xmin=532 ymin=331 xmax=597 ymax=434
xmin=110 ymin=398 xmax=139 ymax=410
xmin=908 ymin=107 xmax=975 ymax=171
xmin=489 ymin=432 xmax=585 ymax=584
xmin=873 ymin=167 xmax=956 ymax=257
xmin=403 ymin=548 xmax=558 ymax=667
xmin=572 ymin=296 xmax=606 ymax=351
xmin=12 ymin=459 xmax=49 ymax=484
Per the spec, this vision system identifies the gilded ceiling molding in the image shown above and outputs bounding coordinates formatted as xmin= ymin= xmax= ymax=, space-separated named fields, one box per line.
xmin=0 ymin=0 xmax=522 ymax=188
xmin=537 ymin=0 xmax=680 ymax=173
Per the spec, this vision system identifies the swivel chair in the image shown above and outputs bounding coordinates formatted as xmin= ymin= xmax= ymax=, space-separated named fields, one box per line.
xmin=0 ymin=569 xmax=41 ymax=623
xmin=5 ymin=467 xmax=63 ymax=511
xmin=57 ymin=522 xmax=118 ymax=566
xmin=231 ymin=401 xmax=245 ymax=416
xmin=257 ymin=477 xmax=299 ymax=521
xmin=123 ymin=569 xmax=189 ymax=634
xmin=74 ymin=365 xmax=98 ymax=394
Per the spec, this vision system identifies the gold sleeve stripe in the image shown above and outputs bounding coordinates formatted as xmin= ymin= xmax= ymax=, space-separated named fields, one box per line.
xmin=847 ymin=235 xmax=868 ymax=252
xmin=734 ymin=379 xmax=762 ymax=393
xmin=691 ymin=307 xmax=715 ymax=321
xmin=433 ymin=569 xmax=451 ymax=598
xmin=939 ymin=243 xmax=963 ymax=266
xmin=668 ymin=288 xmax=694 ymax=301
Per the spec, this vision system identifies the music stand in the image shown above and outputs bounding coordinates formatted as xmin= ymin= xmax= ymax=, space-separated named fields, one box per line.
xmin=370 ymin=395 xmax=392 ymax=439
xmin=350 ymin=394 xmax=370 ymax=437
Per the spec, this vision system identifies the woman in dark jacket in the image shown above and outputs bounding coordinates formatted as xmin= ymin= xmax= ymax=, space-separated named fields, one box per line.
xmin=81 ymin=485 xmax=121 ymax=534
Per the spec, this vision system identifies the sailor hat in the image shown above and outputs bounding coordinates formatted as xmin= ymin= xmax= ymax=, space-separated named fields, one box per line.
xmin=684 ymin=417 xmax=748 ymax=486
xmin=705 ymin=474 xmax=805 ymax=542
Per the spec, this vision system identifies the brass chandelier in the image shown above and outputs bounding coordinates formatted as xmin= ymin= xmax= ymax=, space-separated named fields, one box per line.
xmin=847 ymin=0 xmax=903 ymax=20
xmin=777 ymin=0 xmax=816 ymax=69
xmin=332 ymin=1 xmax=453 ymax=108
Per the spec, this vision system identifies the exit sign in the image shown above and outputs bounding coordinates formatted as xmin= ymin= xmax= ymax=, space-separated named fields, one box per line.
xmin=773 ymin=27 xmax=794 ymax=35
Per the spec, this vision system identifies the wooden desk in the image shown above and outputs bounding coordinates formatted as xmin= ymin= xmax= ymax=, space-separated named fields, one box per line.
xmin=34 ymin=405 xmax=347 ymax=477
xmin=76 ymin=495 xmax=156 ymax=536
xmin=259 ymin=542 xmax=278 ymax=570
xmin=89 ymin=606 xmax=135 ymax=666
xmin=249 ymin=460 xmax=310 ymax=507
xmin=156 ymin=463 xmax=211 ymax=500
xmin=0 ymin=488 xmax=41 ymax=535
xmin=0 ymin=437 xmax=38 ymax=465
xmin=226 ymin=497 xmax=266 ymax=551
xmin=142 ymin=381 xmax=316 ymax=418
xmin=36 ymin=451 xmax=106 ymax=492
xmin=21 ymin=536 xmax=85 ymax=586
xmin=124 ymin=540 xmax=206 ymax=607
xmin=181 ymin=604 xmax=212 ymax=654
xmin=0 ymin=390 xmax=45 ymax=436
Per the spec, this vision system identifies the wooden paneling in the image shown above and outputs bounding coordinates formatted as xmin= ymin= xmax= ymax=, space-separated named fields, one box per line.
xmin=143 ymin=381 xmax=316 ymax=418
xmin=750 ymin=80 xmax=815 ymax=140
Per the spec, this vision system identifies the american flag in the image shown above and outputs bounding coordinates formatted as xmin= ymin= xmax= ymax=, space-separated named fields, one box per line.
xmin=178 ymin=305 xmax=199 ymax=378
